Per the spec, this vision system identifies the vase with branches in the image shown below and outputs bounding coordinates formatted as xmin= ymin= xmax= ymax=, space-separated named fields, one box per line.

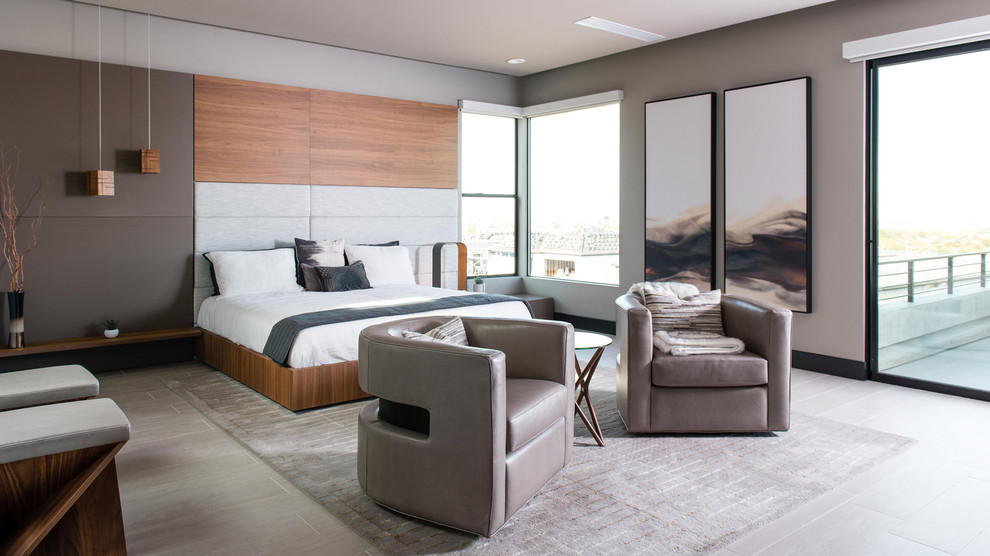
xmin=0 ymin=141 xmax=49 ymax=348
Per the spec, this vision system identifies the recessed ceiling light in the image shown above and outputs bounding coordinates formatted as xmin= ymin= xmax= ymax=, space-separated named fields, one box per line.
xmin=574 ymin=16 xmax=664 ymax=42
xmin=506 ymin=58 xmax=526 ymax=65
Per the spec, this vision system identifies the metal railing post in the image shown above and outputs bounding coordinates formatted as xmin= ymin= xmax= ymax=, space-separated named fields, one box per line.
xmin=947 ymin=256 xmax=954 ymax=295
xmin=907 ymin=260 xmax=915 ymax=303
xmin=983 ymin=253 xmax=987 ymax=288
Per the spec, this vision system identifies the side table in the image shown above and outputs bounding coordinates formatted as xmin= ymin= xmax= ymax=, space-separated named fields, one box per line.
xmin=574 ymin=331 xmax=612 ymax=447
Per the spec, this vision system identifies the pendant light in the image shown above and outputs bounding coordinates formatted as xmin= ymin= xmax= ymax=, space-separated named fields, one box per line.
xmin=140 ymin=13 xmax=160 ymax=174
xmin=87 ymin=5 xmax=114 ymax=195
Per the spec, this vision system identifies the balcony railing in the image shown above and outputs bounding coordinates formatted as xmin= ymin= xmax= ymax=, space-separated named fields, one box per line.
xmin=879 ymin=251 xmax=989 ymax=303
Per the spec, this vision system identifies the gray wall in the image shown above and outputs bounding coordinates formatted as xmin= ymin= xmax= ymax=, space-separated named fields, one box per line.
xmin=0 ymin=0 xmax=518 ymax=346
xmin=0 ymin=0 xmax=519 ymax=107
xmin=0 ymin=49 xmax=193 ymax=341
xmin=518 ymin=0 xmax=990 ymax=362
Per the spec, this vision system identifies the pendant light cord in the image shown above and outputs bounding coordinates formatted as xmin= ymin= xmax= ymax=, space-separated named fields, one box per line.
xmin=98 ymin=5 xmax=103 ymax=168
xmin=147 ymin=13 xmax=151 ymax=149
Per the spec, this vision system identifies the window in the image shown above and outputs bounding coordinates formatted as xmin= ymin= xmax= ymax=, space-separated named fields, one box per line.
xmin=460 ymin=112 xmax=517 ymax=277
xmin=529 ymin=103 xmax=620 ymax=285
xmin=869 ymin=40 xmax=990 ymax=396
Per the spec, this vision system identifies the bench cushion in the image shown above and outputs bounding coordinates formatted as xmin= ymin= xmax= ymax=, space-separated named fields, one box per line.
xmin=505 ymin=379 xmax=568 ymax=452
xmin=0 ymin=398 xmax=130 ymax=464
xmin=652 ymin=351 xmax=768 ymax=387
xmin=0 ymin=364 xmax=99 ymax=411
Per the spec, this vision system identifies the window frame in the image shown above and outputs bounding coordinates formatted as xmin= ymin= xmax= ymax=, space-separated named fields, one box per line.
xmin=866 ymin=38 xmax=990 ymax=402
xmin=525 ymin=100 xmax=622 ymax=286
xmin=458 ymin=111 xmax=520 ymax=279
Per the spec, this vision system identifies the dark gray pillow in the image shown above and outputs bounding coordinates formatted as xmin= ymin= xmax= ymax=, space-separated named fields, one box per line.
xmin=315 ymin=261 xmax=372 ymax=292
xmin=295 ymin=238 xmax=345 ymax=290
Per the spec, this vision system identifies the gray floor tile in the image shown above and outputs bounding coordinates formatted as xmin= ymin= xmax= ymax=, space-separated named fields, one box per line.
xmin=959 ymin=524 xmax=990 ymax=556
xmin=849 ymin=455 xmax=975 ymax=519
xmin=890 ymin=478 xmax=990 ymax=554
xmin=756 ymin=503 xmax=945 ymax=555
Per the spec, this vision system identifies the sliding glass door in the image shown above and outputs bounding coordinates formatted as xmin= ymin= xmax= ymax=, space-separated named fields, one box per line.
xmin=870 ymin=41 xmax=990 ymax=398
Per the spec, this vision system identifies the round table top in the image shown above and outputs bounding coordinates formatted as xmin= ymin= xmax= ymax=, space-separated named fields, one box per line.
xmin=574 ymin=331 xmax=613 ymax=350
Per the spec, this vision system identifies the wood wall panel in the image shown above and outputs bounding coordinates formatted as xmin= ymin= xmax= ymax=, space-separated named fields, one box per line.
xmin=310 ymin=90 xmax=458 ymax=188
xmin=194 ymin=75 xmax=310 ymax=184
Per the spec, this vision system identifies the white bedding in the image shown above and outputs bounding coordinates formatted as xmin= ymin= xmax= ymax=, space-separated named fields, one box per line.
xmin=196 ymin=284 xmax=532 ymax=367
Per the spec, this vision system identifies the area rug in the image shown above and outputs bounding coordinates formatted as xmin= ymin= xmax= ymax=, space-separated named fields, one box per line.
xmin=165 ymin=366 xmax=915 ymax=555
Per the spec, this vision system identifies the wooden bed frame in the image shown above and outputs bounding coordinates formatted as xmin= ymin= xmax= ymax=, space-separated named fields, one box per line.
xmin=195 ymin=243 xmax=468 ymax=411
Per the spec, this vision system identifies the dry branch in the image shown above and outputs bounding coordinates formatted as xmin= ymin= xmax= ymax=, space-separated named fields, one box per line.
xmin=0 ymin=141 xmax=49 ymax=292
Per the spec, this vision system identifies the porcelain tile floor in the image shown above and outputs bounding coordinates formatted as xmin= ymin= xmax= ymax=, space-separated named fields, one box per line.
xmin=96 ymin=341 xmax=990 ymax=555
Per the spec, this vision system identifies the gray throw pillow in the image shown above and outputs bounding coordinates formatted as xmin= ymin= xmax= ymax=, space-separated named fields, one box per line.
xmin=400 ymin=317 xmax=469 ymax=346
xmin=314 ymin=261 xmax=372 ymax=292
xmin=295 ymin=238 xmax=345 ymax=290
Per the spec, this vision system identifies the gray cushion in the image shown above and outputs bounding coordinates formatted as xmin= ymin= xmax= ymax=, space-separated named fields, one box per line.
xmin=295 ymin=237 xmax=346 ymax=290
xmin=0 ymin=398 xmax=130 ymax=464
xmin=505 ymin=379 xmax=569 ymax=452
xmin=314 ymin=261 xmax=372 ymax=292
xmin=0 ymin=364 xmax=99 ymax=411
xmin=652 ymin=350 xmax=768 ymax=388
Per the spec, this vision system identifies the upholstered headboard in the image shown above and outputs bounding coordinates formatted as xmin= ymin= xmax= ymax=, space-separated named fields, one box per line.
xmin=193 ymin=182 xmax=462 ymax=322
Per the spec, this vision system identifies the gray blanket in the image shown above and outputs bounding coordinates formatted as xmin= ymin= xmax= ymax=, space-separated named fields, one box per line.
xmin=262 ymin=293 xmax=532 ymax=365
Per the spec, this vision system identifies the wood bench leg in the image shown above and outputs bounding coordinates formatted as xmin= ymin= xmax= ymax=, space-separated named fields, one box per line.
xmin=0 ymin=442 xmax=127 ymax=555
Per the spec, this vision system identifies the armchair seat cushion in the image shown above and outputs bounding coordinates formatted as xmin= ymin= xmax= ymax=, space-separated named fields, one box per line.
xmin=652 ymin=350 xmax=768 ymax=388
xmin=505 ymin=379 xmax=569 ymax=452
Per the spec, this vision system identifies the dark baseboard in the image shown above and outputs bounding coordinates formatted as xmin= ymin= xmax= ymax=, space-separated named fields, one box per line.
xmin=792 ymin=351 xmax=868 ymax=380
xmin=0 ymin=339 xmax=196 ymax=374
xmin=876 ymin=373 xmax=990 ymax=402
xmin=555 ymin=313 xmax=616 ymax=335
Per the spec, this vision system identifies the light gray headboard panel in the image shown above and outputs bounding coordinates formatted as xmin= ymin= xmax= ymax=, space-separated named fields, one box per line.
xmin=193 ymin=182 xmax=460 ymax=322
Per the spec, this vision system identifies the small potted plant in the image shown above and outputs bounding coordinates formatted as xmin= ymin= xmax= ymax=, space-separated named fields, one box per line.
xmin=104 ymin=319 xmax=119 ymax=339
xmin=472 ymin=275 xmax=486 ymax=293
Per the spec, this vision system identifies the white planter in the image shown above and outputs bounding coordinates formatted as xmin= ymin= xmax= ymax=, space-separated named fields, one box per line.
xmin=104 ymin=329 xmax=120 ymax=339
xmin=472 ymin=283 xmax=485 ymax=293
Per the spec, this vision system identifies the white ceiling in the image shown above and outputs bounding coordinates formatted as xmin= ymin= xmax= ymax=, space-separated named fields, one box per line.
xmin=74 ymin=0 xmax=835 ymax=76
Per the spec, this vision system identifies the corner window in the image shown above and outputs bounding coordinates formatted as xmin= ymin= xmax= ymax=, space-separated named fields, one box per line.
xmin=529 ymin=103 xmax=620 ymax=285
xmin=460 ymin=113 xmax=517 ymax=278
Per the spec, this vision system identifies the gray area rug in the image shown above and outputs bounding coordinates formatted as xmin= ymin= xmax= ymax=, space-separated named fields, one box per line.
xmin=165 ymin=367 xmax=915 ymax=555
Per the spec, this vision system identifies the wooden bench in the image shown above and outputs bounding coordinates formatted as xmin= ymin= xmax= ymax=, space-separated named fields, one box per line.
xmin=0 ymin=365 xmax=98 ymax=411
xmin=0 ymin=399 xmax=130 ymax=555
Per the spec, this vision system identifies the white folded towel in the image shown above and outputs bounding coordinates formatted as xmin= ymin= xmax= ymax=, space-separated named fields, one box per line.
xmin=653 ymin=329 xmax=745 ymax=356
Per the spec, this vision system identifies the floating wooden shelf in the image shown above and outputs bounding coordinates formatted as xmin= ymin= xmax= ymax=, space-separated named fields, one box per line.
xmin=0 ymin=327 xmax=202 ymax=358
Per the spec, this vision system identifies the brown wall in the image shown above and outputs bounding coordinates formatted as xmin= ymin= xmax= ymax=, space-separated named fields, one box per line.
xmin=193 ymin=75 xmax=458 ymax=188
xmin=0 ymin=49 xmax=193 ymax=342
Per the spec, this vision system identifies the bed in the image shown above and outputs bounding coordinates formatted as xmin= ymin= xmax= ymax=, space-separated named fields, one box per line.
xmin=194 ymin=241 xmax=531 ymax=410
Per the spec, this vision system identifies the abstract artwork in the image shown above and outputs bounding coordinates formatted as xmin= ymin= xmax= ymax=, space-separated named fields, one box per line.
xmin=644 ymin=92 xmax=715 ymax=291
xmin=724 ymin=77 xmax=811 ymax=312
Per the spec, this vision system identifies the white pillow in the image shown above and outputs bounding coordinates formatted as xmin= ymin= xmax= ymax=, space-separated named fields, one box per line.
xmin=343 ymin=245 xmax=416 ymax=287
xmin=205 ymin=248 xmax=303 ymax=297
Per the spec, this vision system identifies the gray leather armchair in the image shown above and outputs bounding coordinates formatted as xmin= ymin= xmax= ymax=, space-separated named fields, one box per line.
xmin=616 ymin=293 xmax=792 ymax=433
xmin=357 ymin=315 xmax=574 ymax=537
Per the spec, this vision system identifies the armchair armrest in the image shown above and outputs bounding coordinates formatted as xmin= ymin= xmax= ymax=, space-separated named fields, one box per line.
xmin=721 ymin=294 xmax=792 ymax=431
xmin=615 ymin=293 xmax=653 ymax=432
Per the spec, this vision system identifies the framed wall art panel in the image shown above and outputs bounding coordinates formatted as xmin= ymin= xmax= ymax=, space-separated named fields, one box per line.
xmin=723 ymin=77 xmax=811 ymax=313
xmin=644 ymin=92 xmax=716 ymax=291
